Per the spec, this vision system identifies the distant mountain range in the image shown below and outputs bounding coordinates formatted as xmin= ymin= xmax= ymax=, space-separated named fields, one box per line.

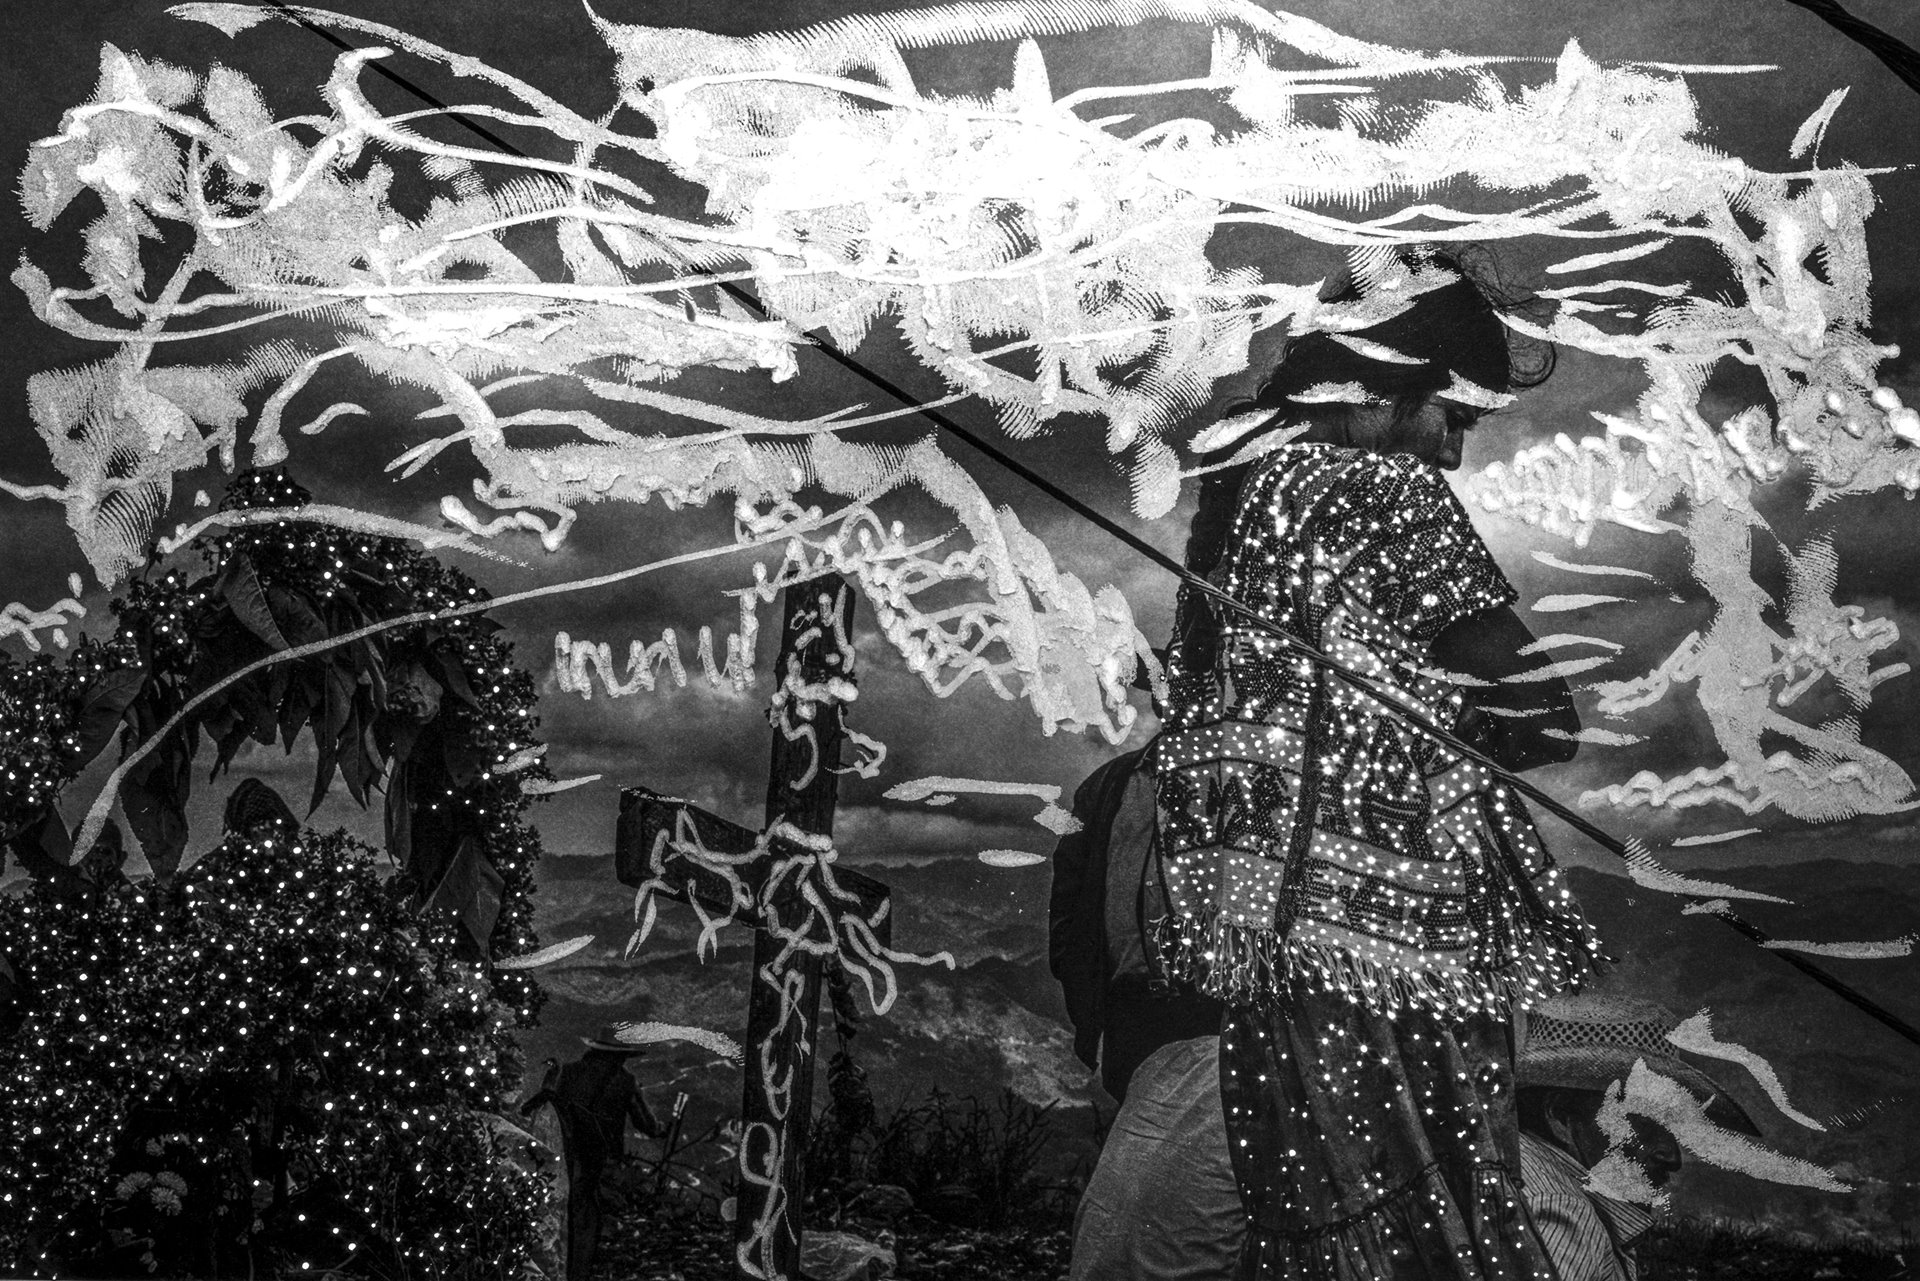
xmin=519 ymin=851 xmax=1920 ymax=1238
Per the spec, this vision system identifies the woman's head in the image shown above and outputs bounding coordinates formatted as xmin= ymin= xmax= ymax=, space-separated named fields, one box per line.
xmin=1338 ymin=397 xmax=1474 ymax=471
xmin=1235 ymin=246 xmax=1553 ymax=471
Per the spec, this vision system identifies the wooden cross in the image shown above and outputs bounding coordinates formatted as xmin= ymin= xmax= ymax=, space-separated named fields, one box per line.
xmin=614 ymin=573 xmax=890 ymax=1281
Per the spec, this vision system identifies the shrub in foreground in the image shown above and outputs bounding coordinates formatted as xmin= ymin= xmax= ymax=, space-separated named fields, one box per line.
xmin=0 ymin=829 xmax=546 ymax=1278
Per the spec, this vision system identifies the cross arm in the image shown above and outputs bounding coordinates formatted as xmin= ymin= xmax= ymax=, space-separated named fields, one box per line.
xmin=615 ymin=785 xmax=892 ymax=951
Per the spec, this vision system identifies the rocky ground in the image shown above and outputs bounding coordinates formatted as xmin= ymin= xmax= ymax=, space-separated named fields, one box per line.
xmin=583 ymin=1196 xmax=1911 ymax=1281
xmin=593 ymin=1209 xmax=1069 ymax=1281
xmin=1638 ymin=1220 xmax=1910 ymax=1280
xmin=569 ymin=1123 xmax=1075 ymax=1281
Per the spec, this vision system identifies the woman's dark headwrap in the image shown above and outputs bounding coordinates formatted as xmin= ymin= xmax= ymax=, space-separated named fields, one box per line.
xmin=1184 ymin=246 xmax=1553 ymax=581
xmin=1162 ymin=246 xmax=1553 ymax=689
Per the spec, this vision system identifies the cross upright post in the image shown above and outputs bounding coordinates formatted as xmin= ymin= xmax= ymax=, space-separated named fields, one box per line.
xmin=615 ymin=572 xmax=885 ymax=1281
xmin=745 ymin=572 xmax=853 ymax=1278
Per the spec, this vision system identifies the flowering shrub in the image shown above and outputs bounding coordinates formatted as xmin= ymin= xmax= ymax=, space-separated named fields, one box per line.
xmin=0 ymin=828 xmax=547 ymax=1279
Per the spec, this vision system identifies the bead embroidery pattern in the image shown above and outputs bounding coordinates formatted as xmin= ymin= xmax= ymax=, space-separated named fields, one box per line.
xmin=1154 ymin=443 xmax=1596 ymax=1019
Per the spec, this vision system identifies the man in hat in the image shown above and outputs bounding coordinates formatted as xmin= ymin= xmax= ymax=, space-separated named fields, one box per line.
xmin=521 ymin=1024 xmax=667 ymax=1279
xmin=1515 ymin=992 xmax=1759 ymax=1281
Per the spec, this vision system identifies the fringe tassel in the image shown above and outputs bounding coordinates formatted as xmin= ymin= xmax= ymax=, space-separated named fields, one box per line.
xmin=1150 ymin=904 xmax=1597 ymax=1021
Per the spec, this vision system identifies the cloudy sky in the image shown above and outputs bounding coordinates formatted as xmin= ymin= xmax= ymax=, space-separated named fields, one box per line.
xmin=8 ymin=0 xmax=1920 ymax=891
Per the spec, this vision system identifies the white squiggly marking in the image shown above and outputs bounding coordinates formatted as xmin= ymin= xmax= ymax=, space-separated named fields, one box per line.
xmin=1618 ymin=839 xmax=1791 ymax=904
xmin=1532 ymin=593 xmax=1631 ymax=613
xmin=495 ymin=934 xmax=594 ymax=969
xmin=1672 ymin=828 xmax=1761 ymax=846
xmin=885 ymin=774 xmax=1084 ymax=836
xmin=1596 ymin=1061 xmax=1847 ymax=1197
xmin=978 ymin=849 xmax=1047 ymax=868
xmin=1666 ymin=1009 xmax=1825 ymax=1131
xmin=1762 ymin=934 xmax=1918 ymax=960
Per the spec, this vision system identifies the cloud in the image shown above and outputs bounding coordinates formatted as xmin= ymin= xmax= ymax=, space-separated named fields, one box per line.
xmin=835 ymin=802 xmax=1050 ymax=866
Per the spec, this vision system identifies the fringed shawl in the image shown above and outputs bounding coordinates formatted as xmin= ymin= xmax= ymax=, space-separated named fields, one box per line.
xmin=1153 ymin=444 xmax=1595 ymax=1021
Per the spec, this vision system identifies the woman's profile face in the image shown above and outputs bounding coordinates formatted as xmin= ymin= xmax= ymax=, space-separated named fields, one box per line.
xmin=1350 ymin=396 xmax=1478 ymax=471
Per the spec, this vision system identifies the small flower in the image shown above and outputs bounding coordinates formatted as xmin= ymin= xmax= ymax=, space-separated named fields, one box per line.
xmin=115 ymin=1172 xmax=154 ymax=1200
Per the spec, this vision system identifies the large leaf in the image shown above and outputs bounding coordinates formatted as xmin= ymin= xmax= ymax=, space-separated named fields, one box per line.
xmin=263 ymin=583 xmax=328 ymax=649
xmin=122 ymin=744 xmax=191 ymax=883
xmin=427 ymin=646 xmax=478 ymax=708
xmin=384 ymin=757 xmax=413 ymax=874
xmin=128 ymin=678 xmax=167 ymax=743
xmin=6 ymin=806 xmax=74 ymax=881
xmin=220 ymin=552 xmax=291 ymax=651
xmin=184 ymin=612 xmax=272 ymax=705
xmin=354 ymin=639 xmax=389 ymax=714
xmin=71 ymin=662 xmax=148 ymax=766
xmin=278 ymin=671 xmax=317 ymax=752
xmin=252 ymin=666 xmax=289 ymax=745
xmin=213 ymin=712 xmax=257 ymax=779
xmin=309 ymin=665 xmax=355 ymax=815
xmin=337 ymin=705 xmax=373 ymax=808
xmin=77 ymin=819 xmax=128 ymax=885
xmin=419 ymin=835 xmax=504 ymax=961
xmin=200 ymin=698 xmax=243 ymax=758
xmin=210 ymin=674 xmax=275 ymax=767
xmin=381 ymin=702 xmax=423 ymax=770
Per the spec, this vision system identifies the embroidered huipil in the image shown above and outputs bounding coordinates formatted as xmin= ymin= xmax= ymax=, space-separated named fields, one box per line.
xmin=1154 ymin=442 xmax=1594 ymax=1019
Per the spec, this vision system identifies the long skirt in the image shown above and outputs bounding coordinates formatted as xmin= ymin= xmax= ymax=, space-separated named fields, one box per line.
xmin=1222 ymin=991 xmax=1558 ymax=1281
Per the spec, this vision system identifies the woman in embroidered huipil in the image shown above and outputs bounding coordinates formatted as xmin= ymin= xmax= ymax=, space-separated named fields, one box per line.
xmin=1154 ymin=248 xmax=1598 ymax=1280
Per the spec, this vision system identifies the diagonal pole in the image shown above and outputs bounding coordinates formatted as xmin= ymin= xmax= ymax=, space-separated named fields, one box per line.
xmin=260 ymin=4 xmax=1920 ymax=1052
xmin=1780 ymin=0 xmax=1920 ymax=97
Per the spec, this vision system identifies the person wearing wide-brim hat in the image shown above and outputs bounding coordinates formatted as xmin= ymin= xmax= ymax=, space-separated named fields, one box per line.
xmin=521 ymin=1023 xmax=673 ymax=1280
xmin=518 ymin=1022 xmax=744 ymax=1278
xmin=1514 ymin=992 xmax=1760 ymax=1281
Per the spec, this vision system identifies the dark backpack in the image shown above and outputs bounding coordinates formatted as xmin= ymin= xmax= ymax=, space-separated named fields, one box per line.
xmin=1048 ymin=747 xmax=1222 ymax=1104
